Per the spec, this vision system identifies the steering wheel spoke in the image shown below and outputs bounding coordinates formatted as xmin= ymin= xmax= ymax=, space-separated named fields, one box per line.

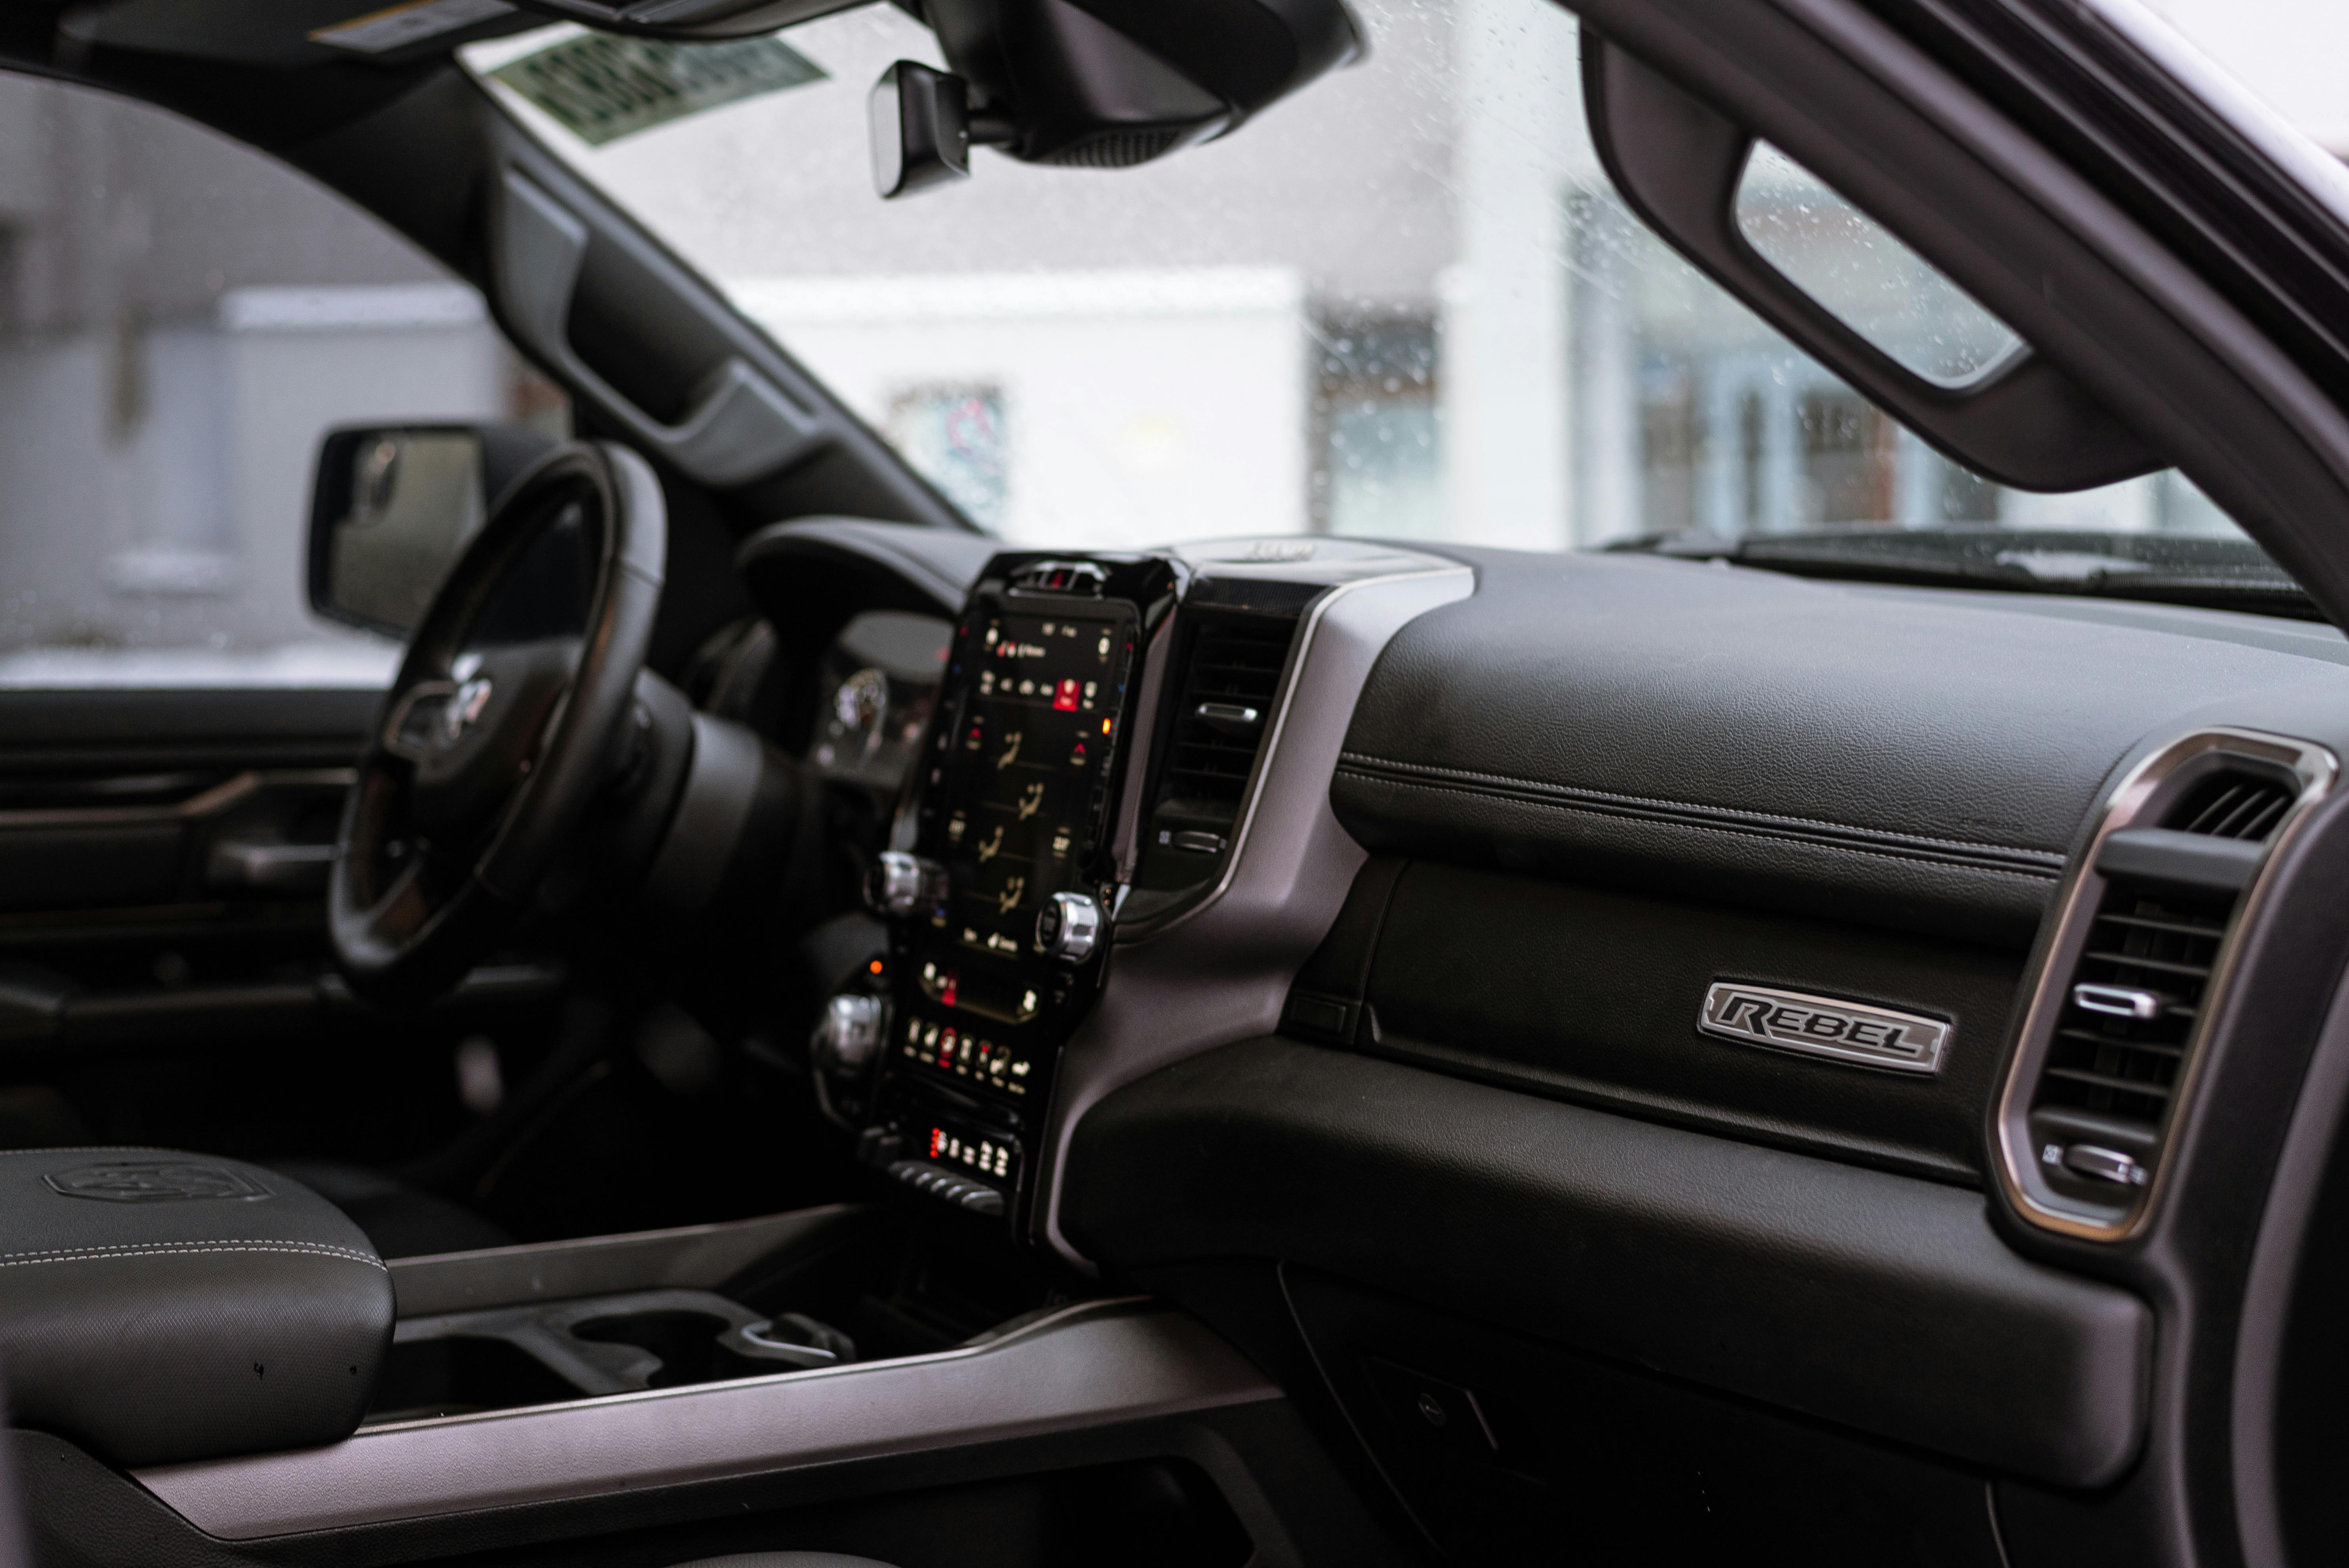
xmin=330 ymin=443 xmax=666 ymax=1005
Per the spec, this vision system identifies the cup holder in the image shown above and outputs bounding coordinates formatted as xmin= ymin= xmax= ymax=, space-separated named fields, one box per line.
xmin=572 ymin=1309 xmax=742 ymax=1388
xmin=380 ymin=1288 xmax=859 ymax=1415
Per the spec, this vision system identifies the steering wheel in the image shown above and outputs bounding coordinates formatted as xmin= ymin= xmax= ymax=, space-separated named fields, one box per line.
xmin=331 ymin=441 xmax=667 ymax=1005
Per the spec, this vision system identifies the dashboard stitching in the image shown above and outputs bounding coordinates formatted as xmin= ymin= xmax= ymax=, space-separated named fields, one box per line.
xmin=1337 ymin=754 xmax=2066 ymax=870
xmin=1335 ymin=766 xmax=2063 ymax=881
xmin=0 ymin=1242 xmax=387 ymax=1270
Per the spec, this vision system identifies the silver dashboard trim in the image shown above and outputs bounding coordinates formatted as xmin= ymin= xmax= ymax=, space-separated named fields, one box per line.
xmin=1992 ymin=726 xmax=2338 ymax=1242
xmin=1033 ymin=560 xmax=1475 ymax=1269
xmin=133 ymin=1299 xmax=1275 ymax=1539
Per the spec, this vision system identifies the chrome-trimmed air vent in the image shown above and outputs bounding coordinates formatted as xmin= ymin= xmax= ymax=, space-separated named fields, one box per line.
xmin=1124 ymin=608 xmax=1299 ymax=914
xmin=1156 ymin=613 xmax=1292 ymax=816
xmin=1995 ymin=729 xmax=2337 ymax=1241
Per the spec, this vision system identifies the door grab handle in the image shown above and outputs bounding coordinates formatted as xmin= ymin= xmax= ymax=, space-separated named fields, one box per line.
xmin=495 ymin=168 xmax=819 ymax=487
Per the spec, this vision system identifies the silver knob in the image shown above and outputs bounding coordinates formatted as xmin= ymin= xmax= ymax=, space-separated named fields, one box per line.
xmin=812 ymin=994 xmax=885 ymax=1073
xmin=1035 ymin=892 xmax=1102 ymax=962
xmin=868 ymin=851 xmax=948 ymax=917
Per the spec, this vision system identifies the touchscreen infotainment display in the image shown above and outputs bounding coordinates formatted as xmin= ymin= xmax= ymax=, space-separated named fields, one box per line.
xmin=937 ymin=610 xmax=1127 ymax=963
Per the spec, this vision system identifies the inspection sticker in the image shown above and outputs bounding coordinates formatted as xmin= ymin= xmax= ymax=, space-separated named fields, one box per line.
xmin=490 ymin=32 xmax=828 ymax=146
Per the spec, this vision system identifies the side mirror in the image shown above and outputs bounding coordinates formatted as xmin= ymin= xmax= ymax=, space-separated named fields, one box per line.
xmin=307 ymin=424 xmax=558 ymax=639
xmin=872 ymin=0 xmax=1363 ymax=197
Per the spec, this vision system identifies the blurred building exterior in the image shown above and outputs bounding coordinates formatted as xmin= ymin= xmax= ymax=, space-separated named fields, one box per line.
xmin=0 ymin=0 xmax=2334 ymax=661
xmin=0 ymin=73 xmax=526 ymax=665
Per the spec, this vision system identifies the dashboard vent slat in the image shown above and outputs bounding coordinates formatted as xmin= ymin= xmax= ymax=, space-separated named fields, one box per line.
xmin=2054 ymin=1027 xmax=2183 ymax=1057
xmin=1159 ymin=617 xmax=1294 ymax=809
xmin=2167 ymin=772 xmax=2295 ymax=841
xmin=2032 ymin=884 xmax=2229 ymax=1138
xmin=2077 ymin=947 xmax=2213 ymax=981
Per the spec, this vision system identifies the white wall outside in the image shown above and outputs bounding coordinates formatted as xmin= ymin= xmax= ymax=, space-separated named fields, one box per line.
xmin=0 ymin=282 xmax=505 ymax=661
xmin=734 ymin=268 xmax=1309 ymax=549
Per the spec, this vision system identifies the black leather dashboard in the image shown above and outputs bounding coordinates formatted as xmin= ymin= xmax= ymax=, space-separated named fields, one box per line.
xmin=1331 ymin=551 xmax=2349 ymax=945
xmin=1054 ymin=544 xmax=2349 ymax=1509
xmin=1063 ymin=1034 xmax=2150 ymax=1488
xmin=1283 ymin=856 xmax=2020 ymax=1183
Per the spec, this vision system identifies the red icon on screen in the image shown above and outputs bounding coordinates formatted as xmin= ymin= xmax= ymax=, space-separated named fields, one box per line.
xmin=1053 ymin=678 xmax=1080 ymax=711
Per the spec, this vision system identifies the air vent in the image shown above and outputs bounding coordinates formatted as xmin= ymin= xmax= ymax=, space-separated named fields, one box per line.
xmin=1997 ymin=730 xmax=2336 ymax=1241
xmin=1128 ymin=610 xmax=1299 ymax=909
xmin=1158 ymin=615 xmax=1292 ymax=808
xmin=2165 ymin=770 xmax=2294 ymax=841
xmin=2033 ymin=881 xmax=2228 ymax=1134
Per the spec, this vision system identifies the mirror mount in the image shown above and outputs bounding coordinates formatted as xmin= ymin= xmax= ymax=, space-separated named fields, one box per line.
xmin=869 ymin=60 xmax=1024 ymax=199
xmin=871 ymin=0 xmax=1362 ymax=196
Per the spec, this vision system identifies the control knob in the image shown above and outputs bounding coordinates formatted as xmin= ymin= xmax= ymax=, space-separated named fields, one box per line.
xmin=867 ymin=851 xmax=948 ymax=917
xmin=1035 ymin=892 xmax=1102 ymax=962
xmin=811 ymin=993 xmax=885 ymax=1074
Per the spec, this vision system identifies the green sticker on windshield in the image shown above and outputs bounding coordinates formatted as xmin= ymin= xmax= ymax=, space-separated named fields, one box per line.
xmin=491 ymin=33 xmax=826 ymax=147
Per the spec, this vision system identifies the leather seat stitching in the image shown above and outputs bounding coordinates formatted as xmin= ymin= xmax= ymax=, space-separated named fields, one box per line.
xmin=0 ymin=1242 xmax=384 ymax=1270
xmin=1336 ymin=769 xmax=2061 ymax=881
xmin=1338 ymin=753 xmax=2067 ymax=865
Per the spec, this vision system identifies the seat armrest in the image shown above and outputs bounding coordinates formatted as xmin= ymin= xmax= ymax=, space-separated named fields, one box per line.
xmin=0 ymin=1148 xmax=391 ymax=1465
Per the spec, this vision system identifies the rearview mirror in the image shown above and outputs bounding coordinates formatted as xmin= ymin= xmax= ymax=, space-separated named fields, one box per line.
xmin=872 ymin=0 xmax=1363 ymax=196
xmin=308 ymin=424 xmax=558 ymax=639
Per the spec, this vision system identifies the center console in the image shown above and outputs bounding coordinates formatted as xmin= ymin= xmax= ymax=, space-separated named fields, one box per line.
xmin=799 ymin=537 xmax=1470 ymax=1253
xmin=837 ymin=555 xmax=1177 ymax=1228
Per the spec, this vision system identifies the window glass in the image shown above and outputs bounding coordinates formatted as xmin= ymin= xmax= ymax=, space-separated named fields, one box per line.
xmin=0 ymin=76 xmax=566 ymax=686
xmin=467 ymin=0 xmax=2247 ymax=556
xmin=1733 ymin=141 xmax=2022 ymax=386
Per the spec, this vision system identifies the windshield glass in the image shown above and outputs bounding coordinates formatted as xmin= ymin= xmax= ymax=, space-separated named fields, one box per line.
xmin=463 ymin=0 xmax=2251 ymax=560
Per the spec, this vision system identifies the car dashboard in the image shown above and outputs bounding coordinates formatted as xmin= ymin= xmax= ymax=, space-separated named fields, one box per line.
xmin=731 ymin=518 xmax=2349 ymax=1562
xmin=80 ymin=518 xmax=2349 ymax=1566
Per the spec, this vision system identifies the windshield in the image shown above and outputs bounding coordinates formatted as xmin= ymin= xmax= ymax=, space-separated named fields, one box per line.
xmin=463 ymin=0 xmax=2253 ymax=562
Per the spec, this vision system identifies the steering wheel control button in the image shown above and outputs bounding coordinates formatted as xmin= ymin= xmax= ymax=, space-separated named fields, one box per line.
xmin=382 ymin=678 xmax=460 ymax=760
xmin=812 ymin=994 xmax=885 ymax=1073
xmin=2062 ymin=1144 xmax=2149 ymax=1187
xmin=868 ymin=850 xmax=949 ymax=917
xmin=1034 ymin=891 xmax=1101 ymax=961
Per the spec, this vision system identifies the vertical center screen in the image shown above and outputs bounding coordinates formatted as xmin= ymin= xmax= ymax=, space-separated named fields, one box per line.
xmin=938 ymin=611 xmax=1128 ymax=966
